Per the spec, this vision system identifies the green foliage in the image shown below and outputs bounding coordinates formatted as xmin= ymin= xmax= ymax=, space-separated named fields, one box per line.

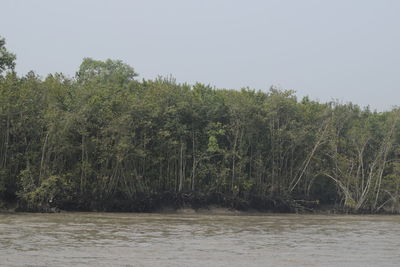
xmin=0 ymin=36 xmax=16 ymax=74
xmin=76 ymin=58 xmax=138 ymax=86
xmin=19 ymin=174 xmax=75 ymax=211
xmin=1 ymin=39 xmax=400 ymax=212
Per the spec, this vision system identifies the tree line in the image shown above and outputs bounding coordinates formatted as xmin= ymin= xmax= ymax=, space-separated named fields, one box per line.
xmin=1 ymin=37 xmax=400 ymax=212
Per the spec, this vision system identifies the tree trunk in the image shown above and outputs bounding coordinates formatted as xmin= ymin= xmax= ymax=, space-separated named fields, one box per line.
xmin=178 ymin=140 xmax=184 ymax=192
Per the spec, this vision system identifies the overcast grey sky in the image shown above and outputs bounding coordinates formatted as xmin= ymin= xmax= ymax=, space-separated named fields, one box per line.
xmin=1 ymin=0 xmax=399 ymax=110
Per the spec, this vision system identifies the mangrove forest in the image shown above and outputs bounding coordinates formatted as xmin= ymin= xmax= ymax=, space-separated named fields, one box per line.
xmin=1 ymin=37 xmax=400 ymax=213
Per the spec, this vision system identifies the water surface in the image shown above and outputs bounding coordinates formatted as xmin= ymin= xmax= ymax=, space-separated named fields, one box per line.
xmin=0 ymin=212 xmax=399 ymax=266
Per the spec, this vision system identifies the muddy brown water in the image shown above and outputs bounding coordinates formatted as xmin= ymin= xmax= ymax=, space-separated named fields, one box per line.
xmin=0 ymin=212 xmax=399 ymax=266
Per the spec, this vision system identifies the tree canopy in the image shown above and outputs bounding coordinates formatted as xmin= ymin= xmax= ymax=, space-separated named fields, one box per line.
xmin=76 ymin=58 xmax=138 ymax=85
xmin=0 ymin=36 xmax=16 ymax=74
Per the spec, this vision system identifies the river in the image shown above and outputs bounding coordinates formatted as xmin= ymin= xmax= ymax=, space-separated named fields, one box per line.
xmin=0 ymin=212 xmax=399 ymax=266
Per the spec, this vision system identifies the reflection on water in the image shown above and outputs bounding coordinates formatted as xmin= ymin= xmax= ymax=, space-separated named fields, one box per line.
xmin=0 ymin=213 xmax=399 ymax=266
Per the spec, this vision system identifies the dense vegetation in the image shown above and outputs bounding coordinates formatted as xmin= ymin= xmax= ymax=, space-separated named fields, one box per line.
xmin=1 ymin=37 xmax=400 ymax=213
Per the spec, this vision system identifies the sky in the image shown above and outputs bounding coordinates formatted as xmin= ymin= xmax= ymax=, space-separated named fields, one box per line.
xmin=1 ymin=0 xmax=399 ymax=111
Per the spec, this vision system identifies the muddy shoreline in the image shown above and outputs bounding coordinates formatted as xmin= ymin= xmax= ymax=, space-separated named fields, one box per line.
xmin=1 ymin=202 xmax=396 ymax=215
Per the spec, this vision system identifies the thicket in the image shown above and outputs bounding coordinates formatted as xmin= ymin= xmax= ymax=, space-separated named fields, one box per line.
xmin=1 ymin=37 xmax=400 ymax=213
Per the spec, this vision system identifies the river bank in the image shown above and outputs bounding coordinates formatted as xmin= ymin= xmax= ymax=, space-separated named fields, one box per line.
xmin=1 ymin=196 xmax=395 ymax=215
xmin=0 ymin=191 xmax=331 ymax=214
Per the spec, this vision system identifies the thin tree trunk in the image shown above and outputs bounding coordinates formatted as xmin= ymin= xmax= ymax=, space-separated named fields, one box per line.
xmin=231 ymin=126 xmax=239 ymax=192
xmin=3 ymin=113 xmax=10 ymax=168
xmin=81 ymin=134 xmax=85 ymax=193
xmin=289 ymin=119 xmax=329 ymax=192
xmin=179 ymin=140 xmax=184 ymax=192
xmin=39 ymin=131 xmax=50 ymax=181
xmin=191 ymin=131 xmax=195 ymax=191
